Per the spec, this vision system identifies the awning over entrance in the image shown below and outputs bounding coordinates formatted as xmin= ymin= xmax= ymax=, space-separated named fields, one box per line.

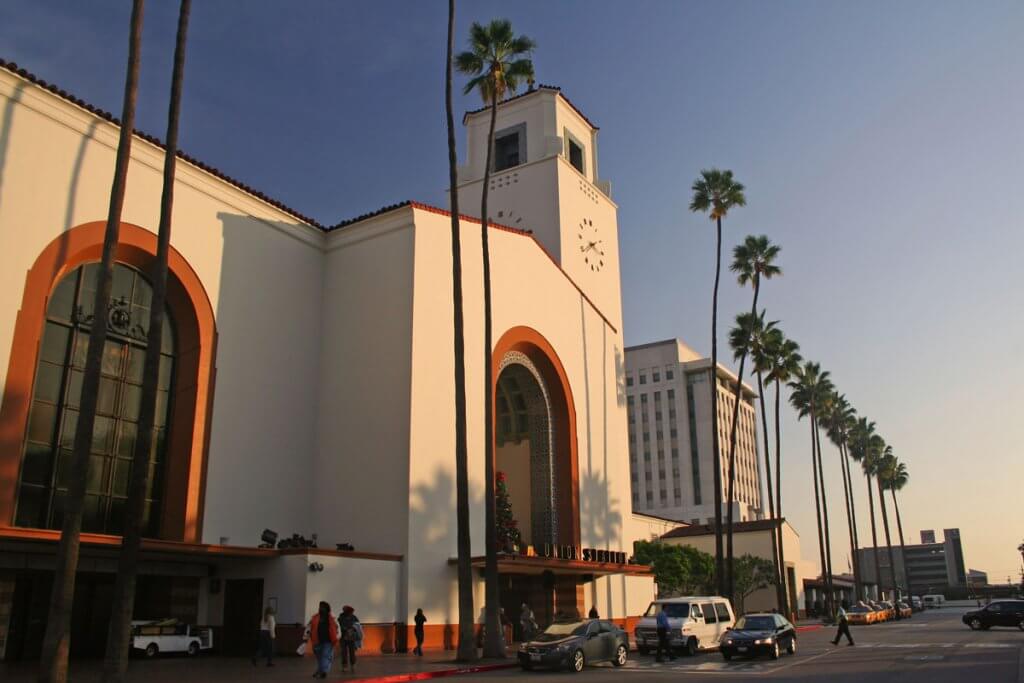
xmin=449 ymin=554 xmax=652 ymax=577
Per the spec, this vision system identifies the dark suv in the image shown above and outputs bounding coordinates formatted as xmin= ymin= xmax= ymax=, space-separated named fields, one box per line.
xmin=963 ymin=600 xmax=1024 ymax=631
xmin=518 ymin=619 xmax=629 ymax=672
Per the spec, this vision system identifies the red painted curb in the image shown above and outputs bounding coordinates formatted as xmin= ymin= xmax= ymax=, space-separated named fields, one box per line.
xmin=796 ymin=624 xmax=824 ymax=632
xmin=351 ymin=662 xmax=518 ymax=683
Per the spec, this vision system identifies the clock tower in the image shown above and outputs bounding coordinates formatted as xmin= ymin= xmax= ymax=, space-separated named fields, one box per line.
xmin=455 ymin=86 xmax=623 ymax=327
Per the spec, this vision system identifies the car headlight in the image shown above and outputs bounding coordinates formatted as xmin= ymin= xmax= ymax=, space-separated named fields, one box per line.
xmin=754 ymin=638 xmax=772 ymax=645
xmin=723 ymin=639 xmax=733 ymax=645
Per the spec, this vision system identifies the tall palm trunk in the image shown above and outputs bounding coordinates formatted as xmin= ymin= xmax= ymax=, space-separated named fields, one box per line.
xmin=865 ymin=473 xmax=882 ymax=600
xmin=480 ymin=80 xmax=503 ymax=659
xmin=724 ymin=280 xmax=760 ymax=601
xmin=38 ymin=4 xmax=145 ymax=681
xmin=446 ymin=0 xmax=476 ymax=662
xmin=102 ymin=3 xmax=189 ymax=680
xmin=808 ymin=416 xmax=828 ymax=617
xmin=841 ymin=443 xmax=863 ymax=600
xmin=710 ymin=217 xmax=724 ymax=595
xmin=773 ymin=381 xmax=790 ymax=617
xmin=877 ymin=478 xmax=899 ymax=609
xmin=755 ymin=372 xmax=784 ymax=613
xmin=891 ymin=488 xmax=908 ymax=594
xmin=812 ymin=419 xmax=835 ymax=616
xmin=836 ymin=441 xmax=857 ymax=602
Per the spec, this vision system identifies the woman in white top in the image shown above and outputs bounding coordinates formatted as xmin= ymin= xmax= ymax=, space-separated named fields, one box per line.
xmin=252 ymin=606 xmax=276 ymax=666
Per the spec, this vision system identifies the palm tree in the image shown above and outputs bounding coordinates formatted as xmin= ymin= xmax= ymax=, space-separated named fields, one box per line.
xmin=456 ymin=20 xmax=534 ymax=659
xmin=823 ymin=393 xmax=863 ymax=601
xmin=749 ymin=323 xmax=783 ymax=611
xmin=101 ymin=3 xmax=190 ymax=680
xmin=447 ymin=0 xmax=476 ymax=662
xmin=765 ymin=333 xmax=801 ymax=617
xmin=723 ymin=236 xmax=780 ymax=599
xmin=887 ymin=460 xmax=909 ymax=593
xmin=876 ymin=446 xmax=901 ymax=609
xmin=853 ymin=426 xmax=884 ymax=600
xmin=688 ymin=168 xmax=746 ymax=595
xmin=38 ymin=3 xmax=145 ymax=681
xmin=789 ymin=361 xmax=836 ymax=616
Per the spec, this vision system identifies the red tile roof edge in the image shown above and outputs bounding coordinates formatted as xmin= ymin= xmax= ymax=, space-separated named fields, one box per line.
xmin=0 ymin=58 xmax=327 ymax=230
xmin=463 ymin=84 xmax=599 ymax=130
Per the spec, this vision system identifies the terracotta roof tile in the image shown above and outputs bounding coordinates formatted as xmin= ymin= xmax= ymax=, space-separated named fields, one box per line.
xmin=463 ymin=84 xmax=599 ymax=130
xmin=0 ymin=58 xmax=326 ymax=230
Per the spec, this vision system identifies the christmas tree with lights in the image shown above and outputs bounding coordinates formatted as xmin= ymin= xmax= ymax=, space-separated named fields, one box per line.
xmin=495 ymin=471 xmax=522 ymax=553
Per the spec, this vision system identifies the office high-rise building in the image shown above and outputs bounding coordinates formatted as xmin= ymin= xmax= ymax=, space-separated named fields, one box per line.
xmin=624 ymin=339 xmax=763 ymax=524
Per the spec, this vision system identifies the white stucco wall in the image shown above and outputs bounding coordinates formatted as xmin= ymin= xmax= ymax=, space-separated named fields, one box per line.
xmin=0 ymin=70 xmax=323 ymax=545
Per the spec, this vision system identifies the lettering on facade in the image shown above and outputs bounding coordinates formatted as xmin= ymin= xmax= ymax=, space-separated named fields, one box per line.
xmin=528 ymin=544 xmax=627 ymax=565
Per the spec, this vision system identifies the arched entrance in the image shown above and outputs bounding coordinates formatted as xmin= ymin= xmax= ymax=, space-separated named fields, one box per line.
xmin=492 ymin=327 xmax=581 ymax=634
xmin=0 ymin=221 xmax=216 ymax=543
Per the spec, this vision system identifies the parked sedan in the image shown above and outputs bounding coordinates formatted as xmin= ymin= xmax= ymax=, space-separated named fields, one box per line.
xmin=963 ymin=600 xmax=1024 ymax=631
xmin=518 ymin=619 xmax=629 ymax=672
xmin=720 ymin=614 xmax=797 ymax=661
xmin=897 ymin=602 xmax=913 ymax=619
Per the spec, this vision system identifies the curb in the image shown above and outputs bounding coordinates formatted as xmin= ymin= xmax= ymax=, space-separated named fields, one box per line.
xmin=796 ymin=624 xmax=824 ymax=632
xmin=351 ymin=662 xmax=518 ymax=683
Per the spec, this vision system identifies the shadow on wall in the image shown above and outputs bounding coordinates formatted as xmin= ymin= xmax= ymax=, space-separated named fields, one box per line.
xmin=0 ymin=81 xmax=25 ymax=213
xmin=579 ymin=468 xmax=621 ymax=551
xmin=614 ymin=345 xmax=626 ymax=408
xmin=409 ymin=464 xmax=483 ymax=650
xmin=209 ymin=212 xmax=323 ymax=546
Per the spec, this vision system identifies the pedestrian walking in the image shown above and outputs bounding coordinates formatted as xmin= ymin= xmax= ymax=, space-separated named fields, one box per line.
xmin=413 ymin=608 xmax=427 ymax=656
xmin=306 ymin=601 xmax=339 ymax=678
xmin=520 ymin=603 xmax=538 ymax=642
xmin=655 ymin=604 xmax=676 ymax=663
xmin=831 ymin=601 xmax=855 ymax=647
xmin=252 ymin=606 xmax=276 ymax=666
xmin=339 ymin=605 xmax=364 ymax=673
xmin=588 ymin=606 xmax=599 ymax=619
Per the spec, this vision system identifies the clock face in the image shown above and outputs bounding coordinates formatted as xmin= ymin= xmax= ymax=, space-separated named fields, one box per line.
xmin=577 ymin=218 xmax=605 ymax=272
xmin=495 ymin=209 xmax=524 ymax=227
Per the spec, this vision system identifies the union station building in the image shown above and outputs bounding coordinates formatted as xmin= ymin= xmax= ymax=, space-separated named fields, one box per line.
xmin=0 ymin=61 xmax=655 ymax=659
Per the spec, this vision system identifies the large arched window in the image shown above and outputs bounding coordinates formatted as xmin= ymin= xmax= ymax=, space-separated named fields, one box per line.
xmin=15 ymin=262 xmax=175 ymax=536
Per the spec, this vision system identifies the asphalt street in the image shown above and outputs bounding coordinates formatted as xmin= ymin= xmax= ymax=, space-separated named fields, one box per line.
xmin=469 ymin=608 xmax=1023 ymax=682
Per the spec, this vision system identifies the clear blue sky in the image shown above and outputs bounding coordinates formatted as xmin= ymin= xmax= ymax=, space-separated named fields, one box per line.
xmin=2 ymin=0 xmax=1022 ymax=581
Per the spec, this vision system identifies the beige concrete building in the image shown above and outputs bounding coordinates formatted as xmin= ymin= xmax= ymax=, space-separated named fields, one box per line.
xmin=661 ymin=520 xmax=806 ymax=616
xmin=0 ymin=62 xmax=654 ymax=661
xmin=625 ymin=339 xmax=763 ymax=525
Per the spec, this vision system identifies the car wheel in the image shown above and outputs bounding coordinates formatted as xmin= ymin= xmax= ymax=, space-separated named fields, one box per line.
xmin=570 ymin=649 xmax=585 ymax=673
xmin=722 ymin=652 xmax=732 ymax=661
xmin=969 ymin=618 xmax=982 ymax=630
xmin=187 ymin=641 xmax=200 ymax=656
xmin=613 ymin=644 xmax=627 ymax=666
xmin=787 ymin=638 xmax=797 ymax=655
xmin=145 ymin=643 xmax=159 ymax=658
xmin=685 ymin=637 xmax=698 ymax=656
xmin=520 ymin=663 xmax=533 ymax=671
xmin=770 ymin=642 xmax=780 ymax=660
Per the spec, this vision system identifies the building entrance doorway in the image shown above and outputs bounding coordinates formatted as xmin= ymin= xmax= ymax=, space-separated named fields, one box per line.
xmin=222 ymin=578 xmax=263 ymax=655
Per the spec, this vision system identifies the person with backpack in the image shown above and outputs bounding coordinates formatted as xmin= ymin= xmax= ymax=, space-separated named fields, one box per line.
xmin=339 ymin=605 xmax=364 ymax=673
xmin=306 ymin=601 xmax=339 ymax=679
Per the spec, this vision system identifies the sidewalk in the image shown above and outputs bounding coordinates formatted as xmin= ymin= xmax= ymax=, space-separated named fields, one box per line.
xmin=0 ymin=650 xmax=519 ymax=683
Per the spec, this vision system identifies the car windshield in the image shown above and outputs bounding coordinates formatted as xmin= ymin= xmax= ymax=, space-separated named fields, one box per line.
xmin=734 ymin=616 xmax=775 ymax=631
xmin=850 ymin=606 xmax=871 ymax=613
xmin=644 ymin=602 xmax=689 ymax=618
xmin=539 ymin=621 xmax=589 ymax=637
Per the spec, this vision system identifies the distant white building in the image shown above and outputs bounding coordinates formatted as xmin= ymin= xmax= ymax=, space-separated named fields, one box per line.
xmin=624 ymin=339 xmax=763 ymax=525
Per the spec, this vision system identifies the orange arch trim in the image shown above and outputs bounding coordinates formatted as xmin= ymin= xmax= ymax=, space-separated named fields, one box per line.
xmin=492 ymin=326 xmax=580 ymax=546
xmin=0 ymin=221 xmax=217 ymax=543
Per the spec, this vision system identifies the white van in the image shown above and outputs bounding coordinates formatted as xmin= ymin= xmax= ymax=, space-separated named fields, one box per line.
xmin=923 ymin=594 xmax=945 ymax=609
xmin=634 ymin=596 xmax=735 ymax=656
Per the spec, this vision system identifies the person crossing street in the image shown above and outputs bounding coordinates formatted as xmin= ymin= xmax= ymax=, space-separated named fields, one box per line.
xmin=832 ymin=601 xmax=855 ymax=646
